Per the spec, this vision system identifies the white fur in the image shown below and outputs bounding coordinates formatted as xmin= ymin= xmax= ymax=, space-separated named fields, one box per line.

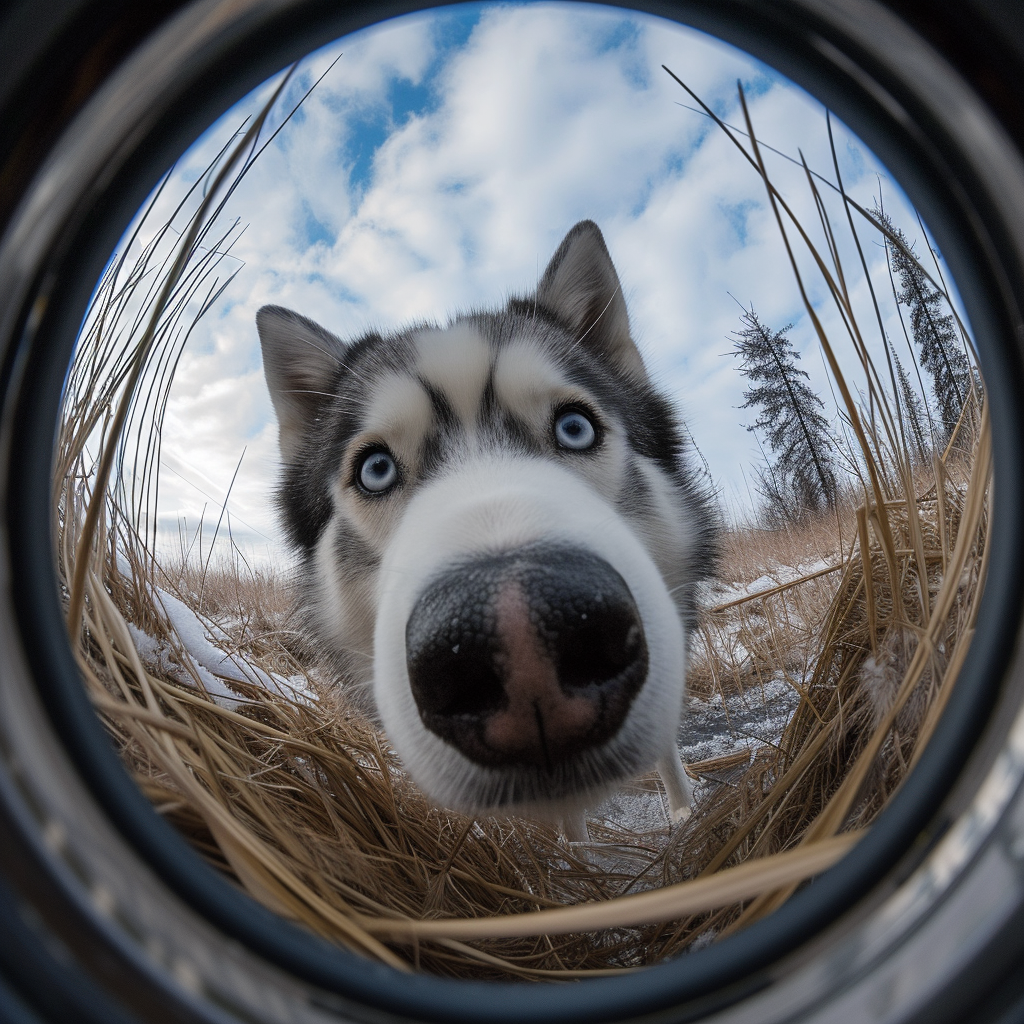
xmin=415 ymin=325 xmax=491 ymax=428
xmin=362 ymin=372 xmax=434 ymax=465
xmin=310 ymin=513 xmax=377 ymax=687
xmin=492 ymin=339 xmax=566 ymax=421
xmin=373 ymin=455 xmax=688 ymax=820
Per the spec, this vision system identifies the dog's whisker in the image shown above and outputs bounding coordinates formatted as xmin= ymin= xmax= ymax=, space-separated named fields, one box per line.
xmin=568 ymin=283 xmax=621 ymax=353
xmin=279 ymin=388 xmax=342 ymax=399
xmin=374 ymin=563 xmax=424 ymax=580
xmin=317 ymin=643 xmax=372 ymax=662
xmin=291 ymin=332 xmax=370 ymax=379
xmin=533 ymin=701 xmax=553 ymax=774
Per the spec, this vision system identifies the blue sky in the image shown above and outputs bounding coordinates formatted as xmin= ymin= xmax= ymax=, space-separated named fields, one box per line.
xmin=104 ymin=1 xmax=940 ymax=562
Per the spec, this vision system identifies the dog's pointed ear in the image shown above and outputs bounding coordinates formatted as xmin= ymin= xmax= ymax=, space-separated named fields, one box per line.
xmin=257 ymin=305 xmax=345 ymax=460
xmin=536 ymin=221 xmax=646 ymax=377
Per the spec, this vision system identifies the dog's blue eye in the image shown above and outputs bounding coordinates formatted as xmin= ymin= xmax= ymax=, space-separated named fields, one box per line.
xmin=358 ymin=451 xmax=398 ymax=493
xmin=554 ymin=410 xmax=596 ymax=450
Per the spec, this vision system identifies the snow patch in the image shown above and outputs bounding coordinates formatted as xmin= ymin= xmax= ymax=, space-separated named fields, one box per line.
xmin=117 ymin=556 xmax=315 ymax=709
xmin=710 ymin=557 xmax=838 ymax=607
xmin=590 ymin=674 xmax=802 ymax=866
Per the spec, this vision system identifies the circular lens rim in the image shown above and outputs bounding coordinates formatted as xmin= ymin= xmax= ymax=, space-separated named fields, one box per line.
xmin=2 ymin=1 xmax=1023 ymax=1021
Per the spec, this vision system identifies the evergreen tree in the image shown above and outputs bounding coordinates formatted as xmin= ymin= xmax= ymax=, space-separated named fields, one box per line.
xmin=877 ymin=210 xmax=973 ymax=438
xmin=733 ymin=309 xmax=838 ymax=520
xmin=892 ymin=349 xmax=931 ymax=464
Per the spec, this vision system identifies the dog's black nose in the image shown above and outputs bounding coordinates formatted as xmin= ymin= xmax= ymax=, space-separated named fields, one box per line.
xmin=405 ymin=546 xmax=648 ymax=769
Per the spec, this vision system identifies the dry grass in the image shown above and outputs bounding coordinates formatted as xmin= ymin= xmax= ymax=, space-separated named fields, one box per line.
xmin=53 ymin=75 xmax=990 ymax=978
xmin=160 ymin=556 xmax=302 ymax=664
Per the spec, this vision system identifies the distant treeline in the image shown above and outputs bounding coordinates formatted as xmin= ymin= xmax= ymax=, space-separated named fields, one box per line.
xmin=732 ymin=210 xmax=978 ymax=527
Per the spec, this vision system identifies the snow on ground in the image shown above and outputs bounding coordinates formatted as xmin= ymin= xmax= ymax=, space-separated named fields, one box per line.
xmin=707 ymin=556 xmax=836 ymax=608
xmin=589 ymin=557 xmax=824 ymax=850
xmin=679 ymin=675 xmax=801 ymax=767
xmin=126 ymin=620 xmax=246 ymax=709
xmin=119 ymin=560 xmax=315 ymax=708
xmin=589 ymin=673 xmax=804 ymax=865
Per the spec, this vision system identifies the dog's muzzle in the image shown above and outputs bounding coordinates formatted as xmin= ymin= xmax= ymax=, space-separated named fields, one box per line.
xmin=404 ymin=545 xmax=648 ymax=769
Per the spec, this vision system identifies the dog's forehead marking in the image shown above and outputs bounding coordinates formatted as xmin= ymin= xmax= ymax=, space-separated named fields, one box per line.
xmin=363 ymin=372 xmax=433 ymax=461
xmin=414 ymin=324 xmax=491 ymax=427
xmin=493 ymin=340 xmax=564 ymax=423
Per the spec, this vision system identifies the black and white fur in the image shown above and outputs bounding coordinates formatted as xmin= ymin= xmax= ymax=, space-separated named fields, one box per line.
xmin=258 ymin=221 xmax=717 ymax=838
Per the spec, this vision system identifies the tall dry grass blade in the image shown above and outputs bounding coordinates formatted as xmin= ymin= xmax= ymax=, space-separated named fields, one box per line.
xmin=731 ymin=407 xmax=990 ymax=929
xmin=733 ymin=84 xmax=903 ymax=619
xmin=857 ymin=505 xmax=878 ymax=656
xmin=66 ymin=69 xmax=297 ymax=635
xmin=708 ymin=561 xmax=843 ymax=613
xmin=366 ymin=834 xmax=859 ymax=940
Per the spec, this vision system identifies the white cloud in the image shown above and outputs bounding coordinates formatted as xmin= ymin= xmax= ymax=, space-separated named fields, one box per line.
xmin=92 ymin=1 xmax=951 ymax=560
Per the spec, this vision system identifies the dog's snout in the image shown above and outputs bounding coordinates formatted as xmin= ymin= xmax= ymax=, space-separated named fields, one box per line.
xmin=405 ymin=547 xmax=648 ymax=769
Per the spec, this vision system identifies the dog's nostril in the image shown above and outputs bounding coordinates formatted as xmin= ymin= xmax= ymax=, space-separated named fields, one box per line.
xmin=553 ymin=597 xmax=647 ymax=692
xmin=410 ymin=642 xmax=505 ymax=720
xmin=406 ymin=601 xmax=505 ymax=721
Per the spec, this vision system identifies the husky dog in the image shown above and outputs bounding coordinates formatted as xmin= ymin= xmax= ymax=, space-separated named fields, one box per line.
xmin=258 ymin=221 xmax=717 ymax=836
